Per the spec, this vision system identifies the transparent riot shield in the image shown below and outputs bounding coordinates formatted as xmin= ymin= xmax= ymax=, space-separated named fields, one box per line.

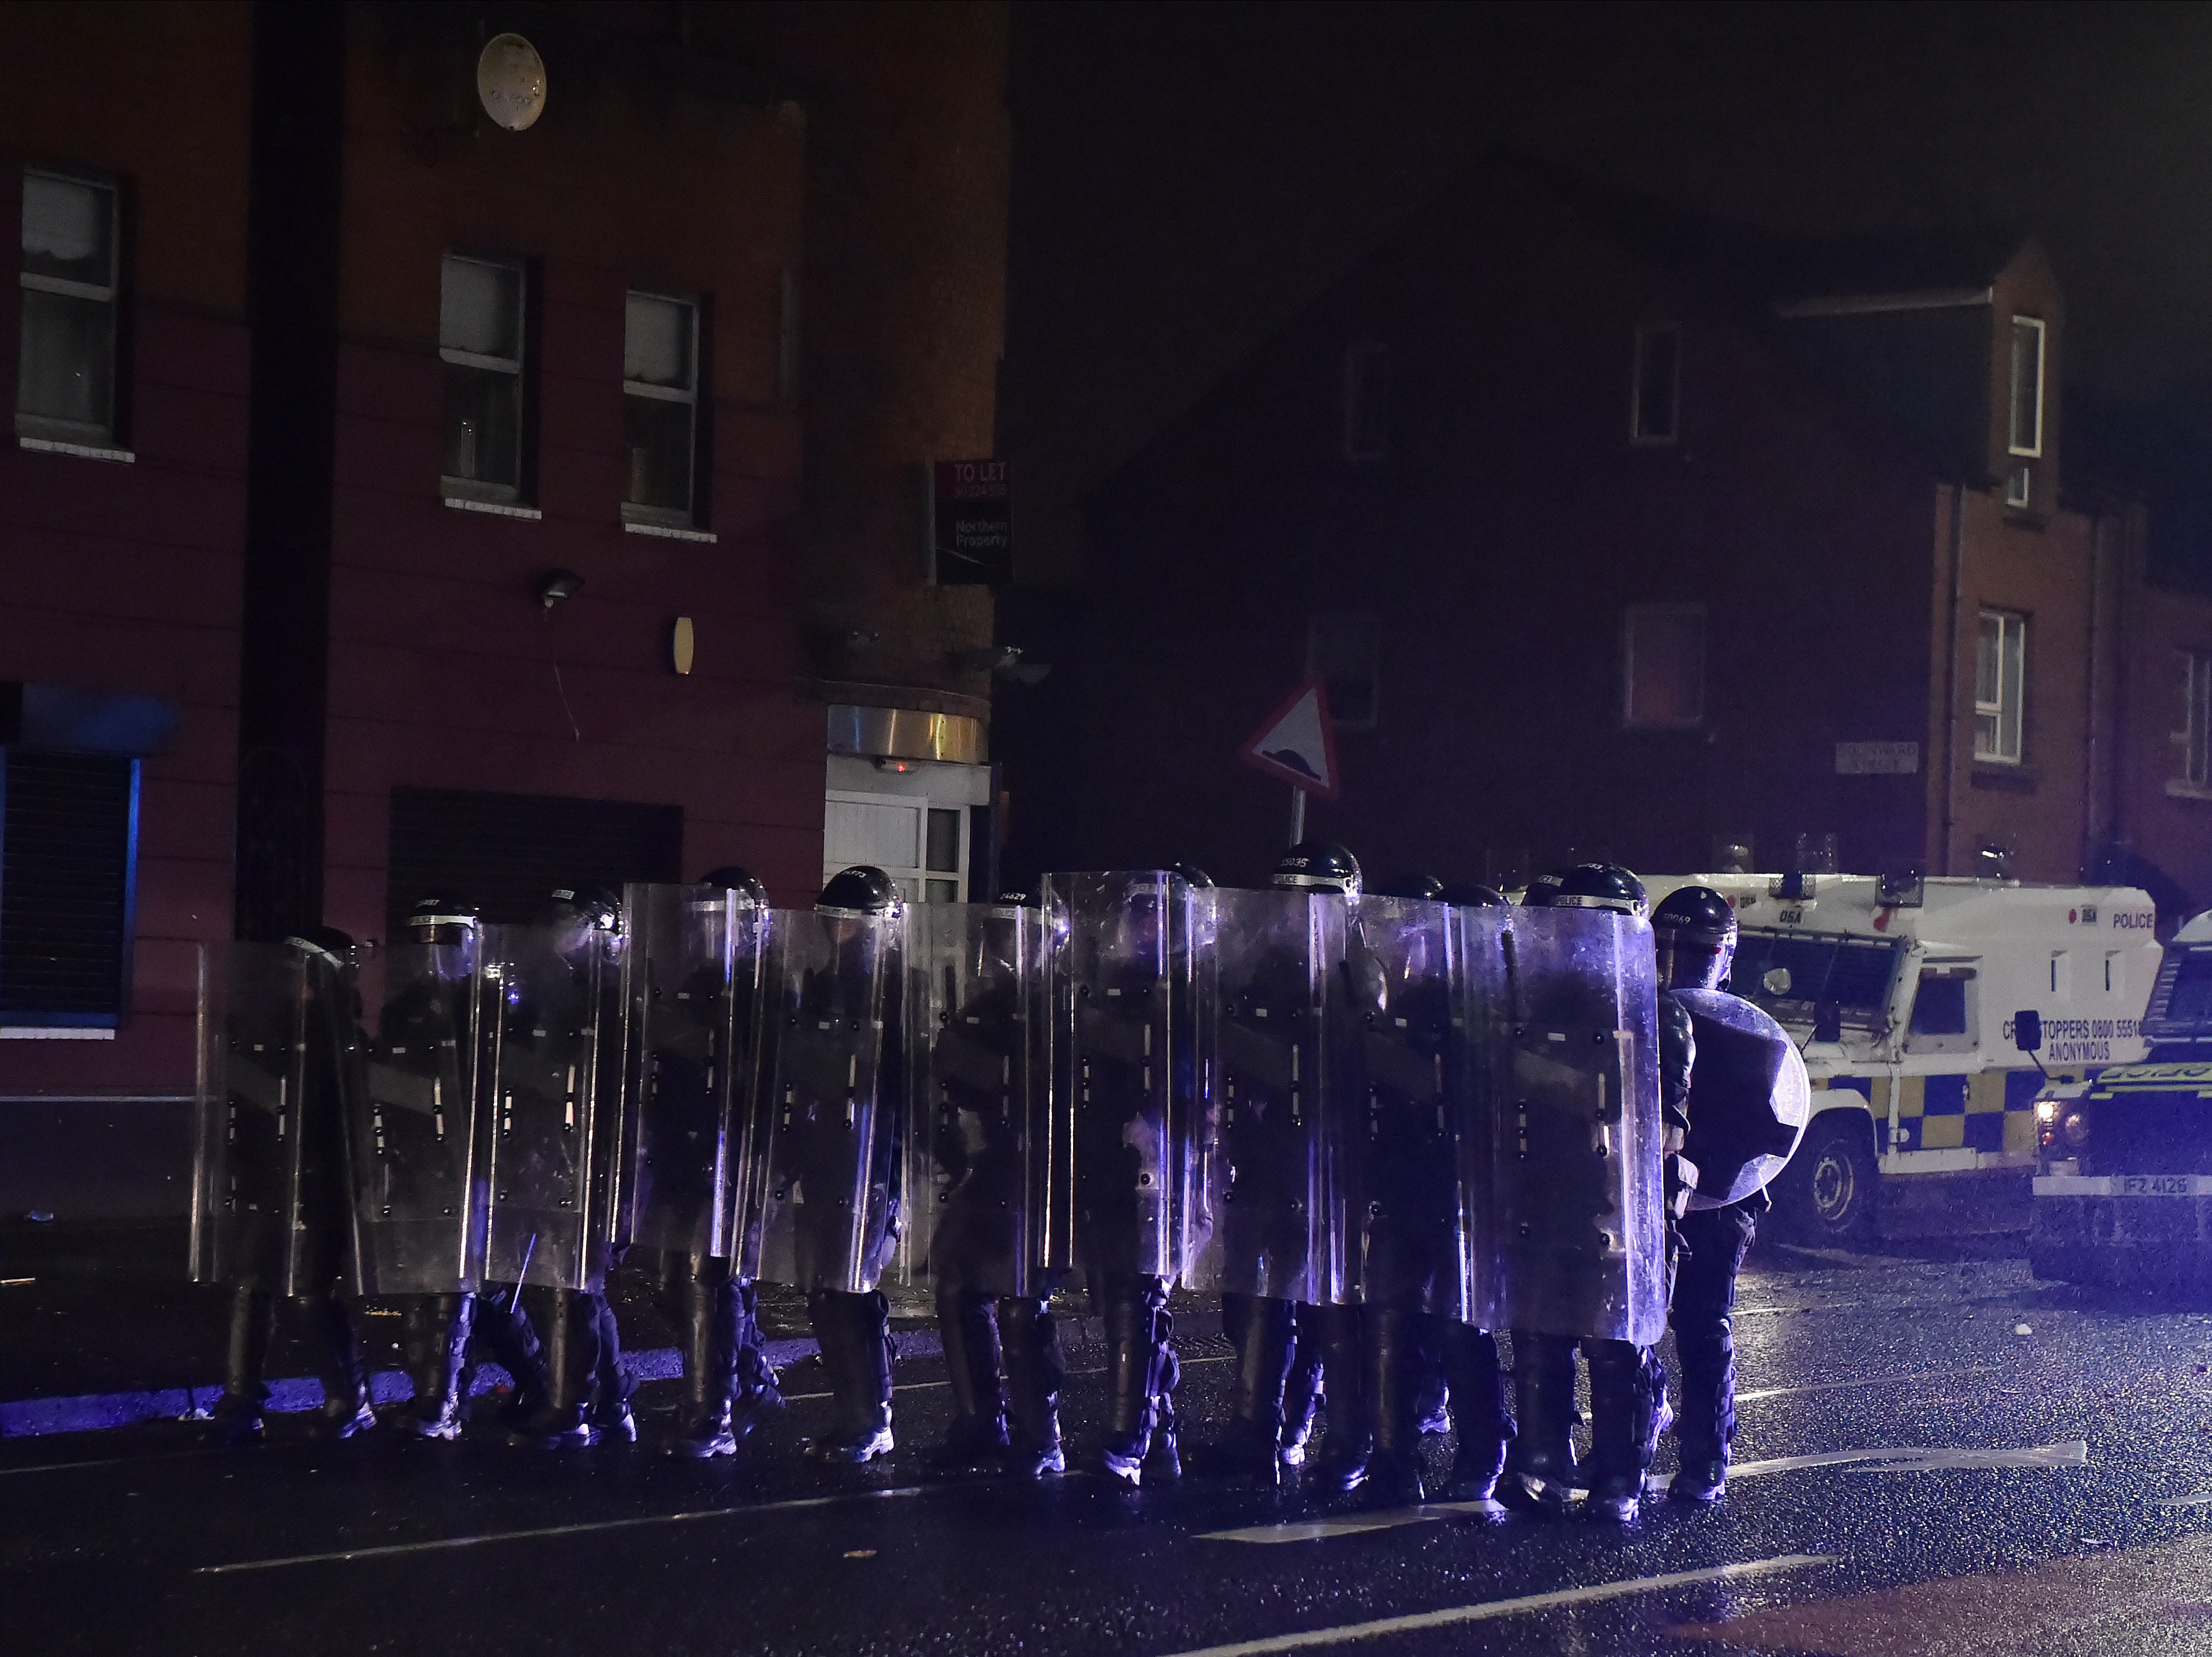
xmin=622 ymin=883 xmax=765 ymax=1262
xmin=1049 ymin=872 xmax=1213 ymax=1288
xmin=479 ymin=923 xmax=621 ymax=1293
xmin=351 ymin=935 xmax=486 ymax=1296
xmin=1194 ymin=886 xmax=1356 ymax=1304
xmin=1673 ymin=987 xmax=1811 ymax=1210
xmin=1346 ymin=895 xmax=1466 ymax=1312
xmin=902 ymin=902 xmax=1062 ymax=1296
xmin=191 ymin=941 xmax=358 ymax=1296
xmin=740 ymin=908 xmax=904 ymax=1294
xmin=1481 ymin=906 xmax=1666 ymax=1346
xmin=1450 ymin=905 xmax=1510 ymax=1331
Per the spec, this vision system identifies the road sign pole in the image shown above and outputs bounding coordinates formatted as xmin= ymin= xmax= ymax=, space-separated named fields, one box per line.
xmin=1289 ymin=785 xmax=1306 ymax=846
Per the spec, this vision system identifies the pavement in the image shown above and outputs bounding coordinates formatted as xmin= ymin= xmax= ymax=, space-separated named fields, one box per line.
xmin=8 ymin=1234 xmax=2212 ymax=1655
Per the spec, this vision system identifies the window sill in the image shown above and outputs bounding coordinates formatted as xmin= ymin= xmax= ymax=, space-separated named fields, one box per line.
xmin=0 ymin=1026 xmax=116 ymax=1040
xmin=623 ymin=518 xmax=717 ymax=543
xmin=443 ymin=495 xmax=542 ymax=521
xmin=1970 ymin=763 xmax=2037 ymax=792
xmin=2167 ymin=778 xmax=2212 ymax=801
xmin=17 ymin=434 xmax=134 ymax=464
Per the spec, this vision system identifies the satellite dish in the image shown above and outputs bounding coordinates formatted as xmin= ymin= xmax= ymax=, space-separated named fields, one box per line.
xmin=477 ymin=33 xmax=547 ymax=132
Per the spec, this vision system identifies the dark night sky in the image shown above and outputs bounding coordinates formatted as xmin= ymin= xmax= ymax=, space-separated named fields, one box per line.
xmin=1002 ymin=0 xmax=2212 ymax=582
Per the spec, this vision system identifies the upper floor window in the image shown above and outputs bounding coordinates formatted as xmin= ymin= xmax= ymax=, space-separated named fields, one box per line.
xmin=1343 ymin=341 xmax=1388 ymax=462
xmin=2179 ymin=648 xmax=2212 ymax=790
xmin=624 ymin=290 xmax=700 ymax=525
xmin=1631 ymin=324 xmax=1679 ymax=445
xmin=1623 ymin=602 xmax=1704 ymax=728
xmin=439 ymin=253 xmax=526 ymax=500
xmin=1307 ymin=612 xmax=1381 ymax=732
xmin=1975 ymin=608 xmax=2027 ymax=764
xmin=2008 ymin=315 xmax=2045 ymax=458
xmin=18 ymin=169 xmax=120 ymax=446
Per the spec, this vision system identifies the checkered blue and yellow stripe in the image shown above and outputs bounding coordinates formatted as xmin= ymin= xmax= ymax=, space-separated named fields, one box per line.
xmin=1815 ymin=1070 xmax=2073 ymax=1154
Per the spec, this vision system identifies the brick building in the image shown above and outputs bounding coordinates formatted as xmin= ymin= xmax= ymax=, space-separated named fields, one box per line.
xmin=1001 ymin=156 xmax=2205 ymax=916
xmin=0 ymin=1 xmax=1007 ymax=1212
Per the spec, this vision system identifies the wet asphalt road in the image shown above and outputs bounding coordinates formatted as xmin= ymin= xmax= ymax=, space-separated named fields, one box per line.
xmin=9 ymin=1242 xmax=2212 ymax=1656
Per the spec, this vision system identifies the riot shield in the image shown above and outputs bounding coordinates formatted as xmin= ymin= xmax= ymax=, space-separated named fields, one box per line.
xmin=1673 ymin=987 xmax=1811 ymax=1209
xmin=621 ymin=883 xmax=765 ymax=1261
xmin=1195 ymin=886 xmax=1356 ymax=1305
xmin=903 ymin=901 xmax=1062 ymax=1296
xmin=191 ymin=941 xmax=358 ymax=1296
xmin=740 ymin=908 xmax=904 ymax=1294
xmin=351 ymin=935 xmax=487 ymax=1296
xmin=479 ymin=922 xmax=622 ymax=1292
xmin=1482 ymin=906 xmax=1666 ymax=1345
xmin=1050 ymin=872 xmax=1214 ymax=1288
xmin=1450 ymin=904 xmax=1510 ymax=1330
xmin=1346 ymin=895 xmax=1466 ymax=1312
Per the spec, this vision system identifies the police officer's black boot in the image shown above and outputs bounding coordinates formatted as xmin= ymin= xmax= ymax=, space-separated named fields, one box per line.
xmin=998 ymin=1295 xmax=1067 ymax=1478
xmin=1670 ymin=1214 xmax=1744 ymax=1505
xmin=404 ymin=1293 xmax=475 ymax=1440
xmin=471 ymin=1288 xmax=549 ymax=1428
xmin=588 ymin=1292 xmax=636 ymax=1444
xmin=809 ymin=1291 xmax=894 ymax=1463
xmin=1310 ymin=1304 xmax=1373 ymax=1494
xmin=1212 ymin=1293 xmax=1295 ymax=1485
xmin=1097 ymin=1282 xmax=1163 ymax=1488
xmin=1584 ymin=1341 xmax=1667 ymax=1523
xmin=1279 ymin=1318 xmax=1325 ymax=1471
xmin=675 ymin=1272 xmax=742 ymax=1457
xmin=1500 ymin=1331 xmax=1577 ymax=1515
xmin=1439 ymin=1319 xmax=1513 ymax=1504
xmin=211 ymin=1285 xmax=274 ymax=1447
xmin=730 ymin=1277 xmax=784 ymax=1429
xmin=926 ymin=1289 xmax=1010 ymax=1474
xmin=298 ymin=1293 xmax=377 ymax=1439
xmin=518 ymin=1288 xmax=601 ymax=1447
xmin=1145 ymin=1312 xmax=1182 ymax=1483
xmin=1364 ymin=1304 xmax=1426 ymax=1506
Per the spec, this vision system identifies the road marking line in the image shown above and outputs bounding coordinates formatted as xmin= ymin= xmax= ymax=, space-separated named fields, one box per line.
xmin=1201 ymin=1501 xmax=1499 ymax=1544
xmin=1736 ymin=1301 xmax=1865 ymax=1316
xmin=1152 ymin=1554 xmax=1831 ymax=1656
xmin=2155 ymin=1493 xmax=2212 ymax=1508
xmin=0 ymin=1449 xmax=209 ymax=1479
xmin=1726 ymin=1441 xmax=2088 ymax=1481
xmin=1735 ymin=1366 xmax=1995 ymax=1403
xmin=193 ymin=1484 xmax=937 ymax=1574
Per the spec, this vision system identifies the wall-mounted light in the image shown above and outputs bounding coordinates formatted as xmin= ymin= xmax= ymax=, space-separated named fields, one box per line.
xmin=538 ymin=567 xmax=583 ymax=610
xmin=671 ymin=616 xmax=695 ymax=676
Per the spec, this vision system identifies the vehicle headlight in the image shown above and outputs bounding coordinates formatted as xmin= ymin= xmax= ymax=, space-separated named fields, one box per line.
xmin=2061 ymin=1109 xmax=2091 ymax=1148
xmin=2035 ymin=1100 xmax=2057 ymax=1124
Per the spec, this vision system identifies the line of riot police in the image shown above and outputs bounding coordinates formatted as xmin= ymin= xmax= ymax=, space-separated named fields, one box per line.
xmin=189 ymin=848 xmax=1805 ymax=1519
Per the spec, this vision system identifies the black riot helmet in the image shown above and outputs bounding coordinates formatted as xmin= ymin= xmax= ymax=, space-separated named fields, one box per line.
xmin=816 ymin=865 xmax=901 ymax=920
xmin=1652 ymin=884 xmax=1739 ymax=991
xmin=1272 ymin=841 xmax=1362 ymax=899
xmin=1438 ymin=882 xmax=1510 ymax=909
xmin=548 ymin=883 xmax=622 ymax=945
xmin=1375 ymin=872 xmax=1446 ymax=901
xmin=1524 ymin=862 xmax=1648 ymax=918
xmin=407 ymin=896 xmax=481 ymax=950
xmin=286 ymin=925 xmax=356 ymax=972
xmin=1168 ymin=862 xmax=1215 ymax=891
xmin=696 ymin=865 xmax=769 ymax=908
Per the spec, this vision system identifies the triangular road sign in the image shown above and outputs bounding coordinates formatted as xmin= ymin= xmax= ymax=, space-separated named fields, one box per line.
xmin=1239 ymin=676 xmax=1339 ymax=798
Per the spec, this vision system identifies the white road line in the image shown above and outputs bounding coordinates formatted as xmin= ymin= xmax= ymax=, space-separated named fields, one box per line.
xmin=0 ymin=1449 xmax=209 ymax=1479
xmin=1201 ymin=1502 xmax=1499 ymax=1544
xmin=194 ymin=1484 xmax=937 ymax=1574
xmin=1151 ymin=1554 xmax=1831 ymax=1656
xmin=2155 ymin=1494 xmax=2212 ymax=1508
xmin=1726 ymin=1441 xmax=2087 ymax=1480
xmin=1736 ymin=1301 xmax=1865 ymax=1317
xmin=1735 ymin=1366 xmax=1995 ymax=1403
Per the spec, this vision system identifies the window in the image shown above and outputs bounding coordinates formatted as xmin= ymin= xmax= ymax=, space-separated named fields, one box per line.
xmin=623 ymin=291 xmax=700 ymax=525
xmin=823 ymin=791 xmax=968 ymax=904
xmin=1974 ymin=609 xmax=2026 ymax=764
xmin=2178 ymin=650 xmax=2212 ymax=788
xmin=439 ymin=254 xmax=526 ymax=499
xmin=1307 ymin=613 xmax=1381 ymax=732
xmin=0 ymin=748 xmax=140 ymax=1030
xmin=1631 ymin=324 xmax=1679 ymax=445
xmin=18 ymin=169 xmax=120 ymax=446
xmin=2008 ymin=315 xmax=2045 ymax=458
xmin=1623 ymin=602 xmax=1704 ymax=728
xmin=1905 ymin=963 xmax=1978 ymax=1056
xmin=2004 ymin=464 xmax=2033 ymax=510
xmin=1343 ymin=341 xmax=1388 ymax=462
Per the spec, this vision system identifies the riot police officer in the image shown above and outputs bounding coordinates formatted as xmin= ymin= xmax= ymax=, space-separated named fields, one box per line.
xmin=197 ymin=928 xmax=375 ymax=1446
xmin=630 ymin=869 xmax=784 ymax=1458
xmin=1653 ymin=885 xmax=1808 ymax=1505
xmin=918 ymin=891 xmax=1066 ymax=1479
xmin=1503 ymin=864 xmax=1675 ymax=1523
xmin=752 ymin=867 xmax=907 ymax=1464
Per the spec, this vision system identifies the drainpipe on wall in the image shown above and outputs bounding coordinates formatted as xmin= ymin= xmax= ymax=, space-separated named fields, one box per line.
xmin=1939 ymin=481 xmax=1968 ymax=877
xmin=2083 ymin=510 xmax=2106 ymax=877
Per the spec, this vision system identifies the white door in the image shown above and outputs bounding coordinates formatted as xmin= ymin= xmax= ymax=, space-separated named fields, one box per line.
xmin=823 ymin=790 xmax=968 ymax=904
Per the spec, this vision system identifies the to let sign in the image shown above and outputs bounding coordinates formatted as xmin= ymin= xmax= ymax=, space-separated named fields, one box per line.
xmin=933 ymin=459 xmax=1011 ymax=586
